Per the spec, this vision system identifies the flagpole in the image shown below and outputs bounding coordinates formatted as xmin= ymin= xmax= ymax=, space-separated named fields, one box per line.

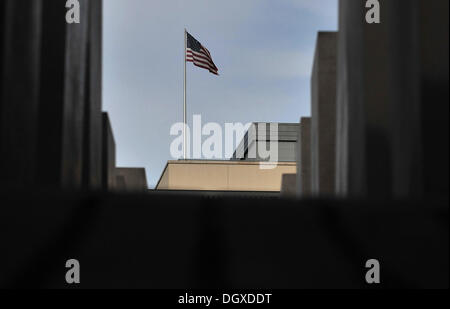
xmin=183 ymin=28 xmax=187 ymax=160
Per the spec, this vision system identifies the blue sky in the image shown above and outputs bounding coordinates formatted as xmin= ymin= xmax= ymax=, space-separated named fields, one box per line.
xmin=103 ymin=0 xmax=338 ymax=188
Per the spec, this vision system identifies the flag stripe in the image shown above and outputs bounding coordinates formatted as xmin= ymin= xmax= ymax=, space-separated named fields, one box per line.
xmin=187 ymin=49 xmax=211 ymax=60
xmin=200 ymin=46 xmax=212 ymax=57
xmin=192 ymin=62 xmax=218 ymax=75
xmin=186 ymin=50 xmax=217 ymax=70
xmin=186 ymin=50 xmax=211 ymax=62
xmin=186 ymin=55 xmax=213 ymax=67
xmin=186 ymin=49 xmax=216 ymax=68
xmin=187 ymin=58 xmax=218 ymax=74
xmin=186 ymin=50 xmax=217 ymax=73
xmin=187 ymin=59 xmax=218 ymax=74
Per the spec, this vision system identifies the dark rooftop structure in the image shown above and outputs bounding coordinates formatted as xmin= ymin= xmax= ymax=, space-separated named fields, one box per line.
xmin=231 ymin=122 xmax=298 ymax=162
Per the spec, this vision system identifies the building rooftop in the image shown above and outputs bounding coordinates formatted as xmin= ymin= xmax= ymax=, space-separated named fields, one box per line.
xmin=155 ymin=160 xmax=296 ymax=192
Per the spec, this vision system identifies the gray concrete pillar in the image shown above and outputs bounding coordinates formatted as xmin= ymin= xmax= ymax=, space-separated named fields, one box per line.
xmin=35 ymin=0 xmax=90 ymax=189
xmin=102 ymin=112 xmax=116 ymax=191
xmin=1 ymin=0 xmax=105 ymax=191
xmin=297 ymin=117 xmax=311 ymax=196
xmin=335 ymin=0 xmax=448 ymax=198
xmin=0 ymin=0 xmax=42 ymax=188
xmin=281 ymin=174 xmax=297 ymax=197
xmin=83 ymin=0 xmax=103 ymax=189
xmin=415 ymin=0 xmax=449 ymax=197
xmin=311 ymin=32 xmax=337 ymax=196
xmin=116 ymin=168 xmax=148 ymax=192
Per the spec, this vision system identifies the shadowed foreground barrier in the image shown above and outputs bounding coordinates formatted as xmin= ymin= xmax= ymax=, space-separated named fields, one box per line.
xmin=0 ymin=191 xmax=448 ymax=289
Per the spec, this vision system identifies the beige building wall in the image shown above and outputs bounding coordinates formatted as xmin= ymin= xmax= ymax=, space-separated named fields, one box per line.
xmin=156 ymin=160 xmax=297 ymax=192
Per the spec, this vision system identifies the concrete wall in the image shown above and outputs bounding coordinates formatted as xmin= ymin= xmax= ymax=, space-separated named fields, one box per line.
xmin=156 ymin=161 xmax=297 ymax=192
xmin=102 ymin=112 xmax=116 ymax=191
xmin=336 ymin=0 xmax=448 ymax=198
xmin=116 ymin=175 xmax=126 ymax=191
xmin=2 ymin=192 xmax=447 ymax=288
xmin=83 ymin=0 xmax=103 ymax=189
xmin=311 ymin=32 xmax=337 ymax=196
xmin=0 ymin=1 xmax=104 ymax=190
xmin=56 ymin=0 xmax=90 ymax=189
xmin=0 ymin=1 xmax=42 ymax=188
xmin=416 ymin=0 xmax=449 ymax=196
xmin=297 ymin=117 xmax=311 ymax=196
xmin=116 ymin=168 xmax=148 ymax=192
xmin=281 ymin=174 xmax=297 ymax=197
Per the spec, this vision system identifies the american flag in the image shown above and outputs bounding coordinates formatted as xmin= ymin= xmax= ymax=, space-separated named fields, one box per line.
xmin=186 ymin=32 xmax=219 ymax=75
